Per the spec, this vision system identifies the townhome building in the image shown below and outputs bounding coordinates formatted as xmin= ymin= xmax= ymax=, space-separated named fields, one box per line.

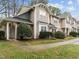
xmin=0 ymin=3 xmax=78 ymax=40
xmin=50 ymin=15 xmax=61 ymax=32
xmin=15 ymin=3 xmax=78 ymax=38
xmin=77 ymin=22 xmax=79 ymax=32
xmin=59 ymin=12 xmax=78 ymax=36
xmin=71 ymin=18 xmax=77 ymax=32
xmin=59 ymin=12 xmax=73 ymax=36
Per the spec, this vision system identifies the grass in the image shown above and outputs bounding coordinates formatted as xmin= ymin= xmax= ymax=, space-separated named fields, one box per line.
xmin=64 ymin=36 xmax=76 ymax=40
xmin=29 ymin=44 xmax=79 ymax=59
xmin=24 ymin=37 xmax=76 ymax=45
xmin=0 ymin=41 xmax=78 ymax=59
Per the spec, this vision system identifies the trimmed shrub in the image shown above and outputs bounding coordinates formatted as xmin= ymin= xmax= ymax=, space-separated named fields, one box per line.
xmin=39 ymin=31 xmax=53 ymax=38
xmin=69 ymin=31 xmax=77 ymax=37
xmin=77 ymin=32 xmax=79 ymax=36
xmin=0 ymin=31 xmax=5 ymax=40
xmin=17 ymin=23 xmax=32 ymax=40
xmin=55 ymin=31 xmax=65 ymax=39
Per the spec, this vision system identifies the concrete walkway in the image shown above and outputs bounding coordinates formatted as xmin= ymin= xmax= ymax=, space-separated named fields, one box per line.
xmin=22 ymin=38 xmax=79 ymax=51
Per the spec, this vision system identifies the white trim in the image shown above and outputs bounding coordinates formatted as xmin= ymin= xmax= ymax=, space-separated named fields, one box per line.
xmin=14 ymin=23 xmax=17 ymax=40
xmin=6 ymin=22 xmax=10 ymax=40
xmin=39 ymin=24 xmax=48 ymax=32
xmin=34 ymin=8 xmax=37 ymax=39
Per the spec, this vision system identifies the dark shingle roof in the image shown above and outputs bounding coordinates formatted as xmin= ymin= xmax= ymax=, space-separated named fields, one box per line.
xmin=2 ymin=17 xmax=33 ymax=24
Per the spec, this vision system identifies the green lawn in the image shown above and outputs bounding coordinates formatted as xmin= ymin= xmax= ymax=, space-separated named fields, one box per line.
xmin=0 ymin=41 xmax=78 ymax=59
xmin=31 ymin=44 xmax=79 ymax=59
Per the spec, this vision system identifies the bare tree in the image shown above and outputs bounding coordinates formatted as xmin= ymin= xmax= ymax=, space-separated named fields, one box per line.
xmin=0 ymin=0 xmax=28 ymax=18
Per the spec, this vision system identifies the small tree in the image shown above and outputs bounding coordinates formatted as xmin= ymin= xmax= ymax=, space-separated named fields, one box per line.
xmin=0 ymin=31 xmax=5 ymax=40
xmin=77 ymin=32 xmax=79 ymax=36
xmin=17 ymin=23 xmax=32 ymax=39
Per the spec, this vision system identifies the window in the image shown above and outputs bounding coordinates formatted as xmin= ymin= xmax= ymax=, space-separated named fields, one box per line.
xmin=41 ymin=26 xmax=46 ymax=32
xmin=66 ymin=18 xmax=70 ymax=24
xmin=53 ymin=18 xmax=58 ymax=24
xmin=39 ymin=9 xmax=46 ymax=16
xmin=54 ymin=20 xmax=57 ymax=23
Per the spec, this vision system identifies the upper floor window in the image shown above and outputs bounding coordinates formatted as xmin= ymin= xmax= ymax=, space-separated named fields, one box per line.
xmin=53 ymin=19 xmax=58 ymax=23
xmin=39 ymin=9 xmax=46 ymax=16
xmin=71 ymin=21 xmax=74 ymax=25
xmin=66 ymin=17 xmax=70 ymax=24
xmin=54 ymin=20 xmax=57 ymax=23
xmin=66 ymin=20 xmax=70 ymax=24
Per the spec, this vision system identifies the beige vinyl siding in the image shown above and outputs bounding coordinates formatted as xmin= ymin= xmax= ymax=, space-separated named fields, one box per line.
xmin=30 ymin=10 xmax=34 ymax=23
xmin=37 ymin=7 xmax=49 ymax=23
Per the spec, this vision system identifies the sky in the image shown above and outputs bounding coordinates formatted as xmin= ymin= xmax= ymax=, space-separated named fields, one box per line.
xmin=1 ymin=0 xmax=79 ymax=18
xmin=48 ymin=0 xmax=79 ymax=17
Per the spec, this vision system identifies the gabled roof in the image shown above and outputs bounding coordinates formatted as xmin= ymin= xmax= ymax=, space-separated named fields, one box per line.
xmin=72 ymin=18 xmax=77 ymax=22
xmin=16 ymin=3 xmax=52 ymax=16
xmin=16 ymin=3 xmax=63 ymax=20
xmin=52 ymin=15 xmax=60 ymax=19
xmin=33 ymin=3 xmax=52 ymax=15
xmin=15 ymin=6 xmax=32 ymax=16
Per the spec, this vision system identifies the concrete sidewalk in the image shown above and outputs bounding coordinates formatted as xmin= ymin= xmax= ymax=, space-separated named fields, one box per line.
xmin=22 ymin=38 xmax=79 ymax=51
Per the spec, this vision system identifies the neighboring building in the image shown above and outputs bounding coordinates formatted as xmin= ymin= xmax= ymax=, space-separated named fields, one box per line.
xmin=0 ymin=3 xmax=78 ymax=40
xmin=76 ymin=20 xmax=79 ymax=32
xmin=59 ymin=12 xmax=73 ymax=36
xmin=71 ymin=18 xmax=77 ymax=32
xmin=50 ymin=15 xmax=61 ymax=32
xmin=59 ymin=12 xmax=78 ymax=36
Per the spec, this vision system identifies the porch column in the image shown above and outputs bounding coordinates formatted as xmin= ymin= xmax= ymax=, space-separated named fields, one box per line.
xmin=34 ymin=8 xmax=37 ymax=39
xmin=6 ymin=22 xmax=10 ymax=40
xmin=14 ymin=23 xmax=17 ymax=40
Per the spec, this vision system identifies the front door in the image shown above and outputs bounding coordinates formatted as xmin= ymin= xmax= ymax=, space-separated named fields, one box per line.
xmin=9 ymin=23 xmax=15 ymax=39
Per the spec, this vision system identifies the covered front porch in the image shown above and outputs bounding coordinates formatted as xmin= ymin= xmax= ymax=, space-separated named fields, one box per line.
xmin=61 ymin=28 xmax=70 ymax=36
xmin=1 ymin=17 xmax=33 ymax=40
xmin=5 ymin=22 xmax=17 ymax=40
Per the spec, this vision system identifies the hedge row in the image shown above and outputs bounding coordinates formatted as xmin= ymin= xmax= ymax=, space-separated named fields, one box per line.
xmin=54 ymin=31 xmax=65 ymax=39
xmin=39 ymin=31 xmax=79 ymax=39
xmin=39 ymin=31 xmax=65 ymax=39
xmin=0 ymin=31 xmax=5 ymax=40
xmin=39 ymin=32 xmax=53 ymax=38
xmin=69 ymin=31 xmax=79 ymax=37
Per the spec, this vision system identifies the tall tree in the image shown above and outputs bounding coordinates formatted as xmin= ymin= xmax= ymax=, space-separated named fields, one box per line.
xmin=30 ymin=0 xmax=48 ymax=6
xmin=49 ymin=6 xmax=61 ymax=16
xmin=0 ymin=0 xmax=28 ymax=18
xmin=0 ymin=0 xmax=8 ymax=17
